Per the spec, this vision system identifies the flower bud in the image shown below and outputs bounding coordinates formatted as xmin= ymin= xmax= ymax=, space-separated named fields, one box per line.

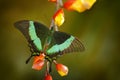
xmin=44 ymin=74 xmax=53 ymax=80
xmin=48 ymin=0 xmax=57 ymax=3
xmin=33 ymin=53 xmax=45 ymax=63
xmin=53 ymin=9 xmax=65 ymax=26
xmin=63 ymin=0 xmax=96 ymax=12
xmin=56 ymin=63 xmax=68 ymax=76
xmin=32 ymin=53 xmax=45 ymax=70
xmin=81 ymin=0 xmax=96 ymax=9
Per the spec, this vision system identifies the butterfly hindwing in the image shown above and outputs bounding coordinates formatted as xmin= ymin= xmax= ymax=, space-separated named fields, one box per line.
xmin=14 ymin=20 xmax=49 ymax=52
xmin=46 ymin=31 xmax=85 ymax=56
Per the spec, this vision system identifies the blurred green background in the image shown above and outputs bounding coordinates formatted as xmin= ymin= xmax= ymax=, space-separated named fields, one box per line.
xmin=0 ymin=0 xmax=120 ymax=80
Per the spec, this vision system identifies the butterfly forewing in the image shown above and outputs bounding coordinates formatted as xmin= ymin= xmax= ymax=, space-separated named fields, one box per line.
xmin=14 ymin=20 xmax=49 ymax=52
xmin=14 ymin=20 xmax=31 ymax=40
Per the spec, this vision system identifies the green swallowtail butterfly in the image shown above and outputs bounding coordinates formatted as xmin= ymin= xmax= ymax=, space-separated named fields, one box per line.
xmin=14 ymin=20 xmax=85 ymax=64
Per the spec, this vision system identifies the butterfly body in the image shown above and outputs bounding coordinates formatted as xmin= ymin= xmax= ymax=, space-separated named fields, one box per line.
xmin=14 ymin=20 xmax=85 ymax=63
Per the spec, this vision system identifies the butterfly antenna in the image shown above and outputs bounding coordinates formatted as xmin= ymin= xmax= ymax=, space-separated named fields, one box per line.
xmin=26 ymin=55 xmax=33 ymax=64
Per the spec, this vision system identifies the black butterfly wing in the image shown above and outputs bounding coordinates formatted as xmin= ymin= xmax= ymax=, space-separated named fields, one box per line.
xmin=46 ymin=31 xmax=85 ymax=57
xmin=14 ymin=20 xmax=49 ymax=53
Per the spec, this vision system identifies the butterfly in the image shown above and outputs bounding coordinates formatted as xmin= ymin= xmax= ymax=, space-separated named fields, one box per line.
xmin=14 ymin=20 xmax=85 ymax=64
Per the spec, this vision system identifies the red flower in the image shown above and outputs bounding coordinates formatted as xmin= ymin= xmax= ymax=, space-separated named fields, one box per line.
xmin=48 ymin=0 xmax=57 ymax=3
xmin=44 ymin=73 xmax=53 ymax=80
xmin=32 ymin=53 xmax=45 ymax=70
xmin=53 ymin=8 xmax=65 ymax=26
xmin=63 ymin=0 xmax=96 ymax=12
xmin=55 ymin=63 xmax=69 ymax=76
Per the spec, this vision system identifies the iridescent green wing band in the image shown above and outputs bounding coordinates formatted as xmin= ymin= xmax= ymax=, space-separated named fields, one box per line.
xmin=29 ymin=21 xmax=42 ymax=51
xmin=47 ymin=36 xmax=74 ymax=54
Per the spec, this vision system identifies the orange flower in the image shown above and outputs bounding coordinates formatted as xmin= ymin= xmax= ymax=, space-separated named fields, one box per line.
xmin=32 ymin=53 xmax=45 ymax=70
xmin=44 ymin=73 xmax=53 ymax=80
xmin=55 ymin=63 xmax=68 ymax=76
xmin=53 ymin=8 xmax=65 ymax=26
xmin=63 ymin=0 xmax=96 ymax=12
xmin=48 ymin=0 xmax=57 ymax=3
